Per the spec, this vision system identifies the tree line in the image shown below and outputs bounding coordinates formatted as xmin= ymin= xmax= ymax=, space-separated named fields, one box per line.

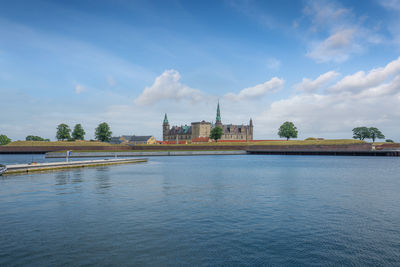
xmin=55 ymin=122 xmax=112 ymax=142
xmin=209 ymin=121 xmax=392 ymax=143
xmin=0 ymin=122 xmax=113 ymax=145
xmin=0 ymin=121 xmax=395 ymax=145
xmin=352 ymin=127 xmax=386 ymax=142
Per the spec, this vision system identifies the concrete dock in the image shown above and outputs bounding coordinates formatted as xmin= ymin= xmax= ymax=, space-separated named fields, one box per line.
xmin=45 ymin=150 xmax=248 ymax=158
xmin=3 ymin=158 xmax=148 ymax=175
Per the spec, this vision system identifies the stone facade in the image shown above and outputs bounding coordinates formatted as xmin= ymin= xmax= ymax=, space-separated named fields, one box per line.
xmin=110 ymin=135 xmax=156 ymax=145
xmin=162 ymin=102 xmax=253 ymax=141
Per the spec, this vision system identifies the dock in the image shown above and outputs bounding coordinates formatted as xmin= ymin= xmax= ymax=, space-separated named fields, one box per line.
xmin=45 ymin=150 xmax=247 ymax=158
xmin=3 ymin=158 xmax=148 ymax=175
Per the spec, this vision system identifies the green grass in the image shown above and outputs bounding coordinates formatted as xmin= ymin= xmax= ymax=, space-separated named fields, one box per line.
xmin=6 ymin=139 xmax=368 ymax=149
xmin=6 ymin=140 xmax=118 ymax=146
xmin=136 ymin=139 xmax=366 ymax=147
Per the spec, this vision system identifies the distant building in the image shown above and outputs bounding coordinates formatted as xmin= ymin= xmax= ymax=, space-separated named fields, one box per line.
xmin=163 ymin=102 xmax=253 ymax=141
xmin=129 ymin=136 xmax=156 ymax=145
xmin=110 ymin=136 xmax=125 ymax=144
xmin=110 ymin=135 xmax=156 ymax=145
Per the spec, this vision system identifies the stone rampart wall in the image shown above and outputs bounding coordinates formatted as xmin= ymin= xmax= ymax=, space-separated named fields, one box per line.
xmin=0 ymin=143 xmax=373 ymax=153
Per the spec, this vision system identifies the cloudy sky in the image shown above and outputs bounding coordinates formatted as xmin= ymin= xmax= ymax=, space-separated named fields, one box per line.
xmin=1 ymin=0 xmax=400 ymax=141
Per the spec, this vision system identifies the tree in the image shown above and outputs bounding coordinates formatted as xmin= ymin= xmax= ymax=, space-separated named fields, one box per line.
xmin=56 ymin=123 xmax=71 ymax=141
xmin=26 ymin=135 xmax=49 ymax=141
xmin=386 ymin=139 xmax=394 ymax=143
xmin=210 ymin=126 xmax=223 ymax=142
xmin=278 ymin=121 xmax=298 ymax=140
xmin=0 ymin=134 xmax=11 ymax=145
xmin=368 ymin=127 xmax=385 ymax=142
xmin=352 ymin=127 xmax=370 ymax=140
xmin=72 ymin=124 xmax=85 ymax=140
xmin=95 ymin=122 xmax=112 ymax=142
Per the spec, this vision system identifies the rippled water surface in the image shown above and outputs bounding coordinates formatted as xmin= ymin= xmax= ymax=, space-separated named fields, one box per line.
xmin=1 ymin=154 xmax=400 ymax=266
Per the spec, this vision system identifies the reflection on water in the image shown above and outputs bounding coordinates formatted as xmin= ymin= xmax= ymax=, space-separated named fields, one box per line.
xmin=55 ymin=169 xmax=84 ymax=186
xmin=55 ymin=169 xmax=85 ymax=195
xmin=71 ymin=169 xmax=84 ymax=184
xmin=95 ymin=167 xmax=111 ymax=193
xmin=55 ymin=171 xmax=70 ymax=186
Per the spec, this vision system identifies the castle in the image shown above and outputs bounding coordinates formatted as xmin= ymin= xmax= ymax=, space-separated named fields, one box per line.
xmin=162 ymin=102 xmax=253 ymax=141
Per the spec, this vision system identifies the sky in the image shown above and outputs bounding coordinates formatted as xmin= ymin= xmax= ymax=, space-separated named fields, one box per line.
xmin=1 ymin=0 xmax=400 ymax=141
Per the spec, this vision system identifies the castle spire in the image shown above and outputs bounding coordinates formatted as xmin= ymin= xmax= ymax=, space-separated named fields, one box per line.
xmin=163 ymin=113 xmax=169 ymax=124
xmin=216 ymin=101 xmax=221 ymax=124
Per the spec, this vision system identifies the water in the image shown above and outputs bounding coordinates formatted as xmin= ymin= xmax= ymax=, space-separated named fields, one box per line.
xmin=0 ymin=153 xmax=121 ymax=165
xmin=0 ymin=154 xmax=399 ymax=266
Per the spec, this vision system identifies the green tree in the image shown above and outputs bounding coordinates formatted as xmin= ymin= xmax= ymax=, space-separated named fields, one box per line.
xmin=210 ymin=126 xmax=223 ymax=142
xmin=386 ymin=139 xmax=394 ymax=143
xmin=0 ymin=134 xmax=11 ymax=145
xmin=95 ymin=122 xmax=112 ymax=142
xmin=26 ymin=135 xmax=49 ymax=141
xmin=56 ymin=123 xmax=71 ymax=141
xmin=368 ymin=127 xmax=385 ymax=142
xmin=352 ymin=127 xmax=370 ymax=140
xmin=278 ymin=121 xmax=298 ymax=140
xmin=72 ymin=124 xmax=85 ymax=140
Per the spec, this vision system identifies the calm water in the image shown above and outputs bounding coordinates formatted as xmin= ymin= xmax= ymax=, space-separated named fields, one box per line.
xmin=0 ymin=154 xmax=399 ymax=266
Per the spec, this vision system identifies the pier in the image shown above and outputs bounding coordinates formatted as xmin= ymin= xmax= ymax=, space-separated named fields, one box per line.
xmin=45 ymin=150 xmax=247 ymax=158
xmin=3 ymin=158 xmax=148 ymax=175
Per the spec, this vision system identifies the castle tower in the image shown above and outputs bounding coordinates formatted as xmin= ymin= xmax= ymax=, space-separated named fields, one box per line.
xmin=163 ymin=113 xmax=170 ymax=141
xmin=249 ymin=118 xmax=253 ymax=140
xmin=215 ymin=101 xmax=222 ymax=127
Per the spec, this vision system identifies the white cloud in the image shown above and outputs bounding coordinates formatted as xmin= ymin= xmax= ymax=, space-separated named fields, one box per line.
xmin=357 ymin=73 xmax=400 ymax=98
xmin=224 ymin=77 xmax=284 ymax=101
xmin=303 ymin=1 xmax=351 ymax=32
xmin=254 ymin=58 xmax=400 ymax=139
xmin=303 ymin=1 xmax=382 ymax=63
xmin=294 ymin=71 xmax=340 ymax=93
xmin=329 ymin=56 xmax=400 ymax=93
xmin=75 ymin=84 xmax=85 ymax=94
xmin=256 ymin=91 xmax=399 ymax=139
xmin=134 ymin=69 xmax=205 ymax=105
xmin=306 ymin=29 xmax=358 ymax=63
xmin=380 ymin=0 xmax=400 ymax=11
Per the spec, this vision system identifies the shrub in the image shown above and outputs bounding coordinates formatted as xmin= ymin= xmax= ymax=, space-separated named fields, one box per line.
xmin=305 ymin=137 xmax=317 ymax=140
xmin=385 ymin=139 xmax=394 ymax=143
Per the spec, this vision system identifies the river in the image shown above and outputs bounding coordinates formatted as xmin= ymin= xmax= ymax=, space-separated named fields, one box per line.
xmin=0 ymin=154 xmax=399 ymax=265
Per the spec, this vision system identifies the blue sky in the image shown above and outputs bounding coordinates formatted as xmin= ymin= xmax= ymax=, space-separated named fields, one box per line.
xmin=1 ymin=0 xmax=400 ymax=140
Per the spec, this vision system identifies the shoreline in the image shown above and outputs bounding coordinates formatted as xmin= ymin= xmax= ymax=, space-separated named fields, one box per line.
xmin=44 ymin=149 xmax=400 ymax=158
xmin=1 ymin=142 xmax=399 ymax=157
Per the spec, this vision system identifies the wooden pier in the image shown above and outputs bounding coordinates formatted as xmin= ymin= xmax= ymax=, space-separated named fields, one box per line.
xmin=3 ymin=158 xmax=148 ymax=175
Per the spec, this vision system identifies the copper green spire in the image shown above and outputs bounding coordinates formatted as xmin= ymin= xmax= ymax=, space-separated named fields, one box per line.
xmin=216 ymin=101 xmax=221 ymax=123
xmin=163 ymin=113 xmax=168 ymax=124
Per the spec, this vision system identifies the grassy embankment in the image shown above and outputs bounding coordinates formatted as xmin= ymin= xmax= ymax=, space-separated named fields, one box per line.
xmin=40 ymin=139 xmax=368 ymax=153
xmin=152 ymin=139 xmax=367 ymax=146
xmin=5 ymin=139 xmax=367 ymax=147
xmin=6 ymin=141 xmax=115 ymax=146
xmin=5 ymin=139 xmax=371 ymax=153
